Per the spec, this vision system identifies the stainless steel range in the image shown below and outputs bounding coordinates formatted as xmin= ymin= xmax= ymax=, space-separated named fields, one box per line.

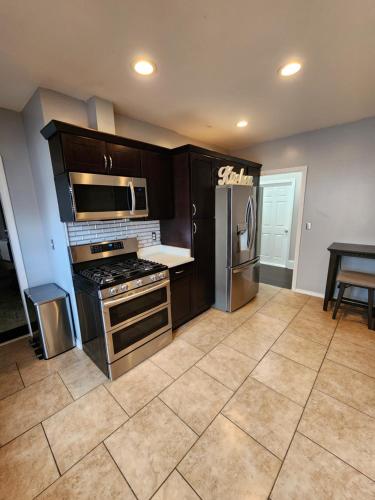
xmin=70 ymin=238 xmax=172 ymax=379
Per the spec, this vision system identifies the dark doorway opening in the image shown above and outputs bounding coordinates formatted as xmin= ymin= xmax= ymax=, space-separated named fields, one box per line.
xmin=260 ymin=264 xmax=293 ymax=289
xmin=0 ymin=202 xmax=29 ymax=344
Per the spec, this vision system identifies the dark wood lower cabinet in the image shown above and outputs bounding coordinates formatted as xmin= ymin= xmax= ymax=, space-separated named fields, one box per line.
xmin=191 ymin=218 xmax=215 ymax=316
xmin=170 ymin=263 xmax=193 ymax=329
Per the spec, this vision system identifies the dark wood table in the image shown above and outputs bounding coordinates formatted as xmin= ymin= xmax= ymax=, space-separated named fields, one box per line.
xmin=323 ymin=242 xmax=375 ymax=310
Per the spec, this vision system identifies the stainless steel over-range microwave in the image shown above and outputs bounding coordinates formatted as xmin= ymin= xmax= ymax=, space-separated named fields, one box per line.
xmin=54 ymin=172 xmax=149 ymax=222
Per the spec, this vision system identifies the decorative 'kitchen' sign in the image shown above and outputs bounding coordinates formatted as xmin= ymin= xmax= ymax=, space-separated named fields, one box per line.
xmin=217 ymin=166 xmax=253 ymax=186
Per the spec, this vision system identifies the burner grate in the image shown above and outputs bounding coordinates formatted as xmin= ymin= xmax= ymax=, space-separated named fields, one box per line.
xmin=78 ymin=258 xmax=162 ymax=285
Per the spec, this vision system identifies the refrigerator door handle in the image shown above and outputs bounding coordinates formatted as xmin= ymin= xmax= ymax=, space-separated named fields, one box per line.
xmin=247 ymin=196 xmax=254 ymax=249
xmin=233 ymin=262 xmax=252 ymax=273
xmin=245 ymin=197 xmax=251 ymax=248
xmin=249 ymin=196 xmax=256 ymax=251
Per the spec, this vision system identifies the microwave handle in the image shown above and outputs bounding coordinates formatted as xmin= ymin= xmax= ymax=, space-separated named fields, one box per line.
xmin=129 ymin=180 xmax=136 ymax=213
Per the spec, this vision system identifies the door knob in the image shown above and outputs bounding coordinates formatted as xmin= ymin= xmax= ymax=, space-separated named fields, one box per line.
xmin=284 ymin=229 xmax=289 ymax=234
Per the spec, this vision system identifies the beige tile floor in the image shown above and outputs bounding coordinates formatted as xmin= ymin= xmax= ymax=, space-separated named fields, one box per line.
xmin=0 ymin=283 xmax=375 ymax=499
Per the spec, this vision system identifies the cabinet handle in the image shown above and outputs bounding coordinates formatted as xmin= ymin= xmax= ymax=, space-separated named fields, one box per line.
xmin=104 ymin=154 xmax=108 ymax=170
xmin=109 ymin=155 xmax=113 ymax=171
xmin=192 ymin=203 xmax=197 ymax=216
xmin=193 ymin=222 xmax=197 ymax=234
xmin=175 ymin=270 xmax=184 ymax=275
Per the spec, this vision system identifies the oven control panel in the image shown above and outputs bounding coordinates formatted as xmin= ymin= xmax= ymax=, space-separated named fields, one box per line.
xmin=100 ymin=270 xmax=169 ymax=299
xmin=91 ymin=241 xmax=124 ymax=254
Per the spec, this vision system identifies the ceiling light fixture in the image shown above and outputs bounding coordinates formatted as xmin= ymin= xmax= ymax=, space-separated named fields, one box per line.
xmin=279 ymin=62 xmax=302 ymax=77
xmin=236 ymin=120 xmax=248 ymax=128
xmin=133 ymin=59 xmax=156 ymax=76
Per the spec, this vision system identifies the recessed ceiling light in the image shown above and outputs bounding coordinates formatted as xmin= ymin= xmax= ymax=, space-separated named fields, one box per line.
xmin=236 ymin=120 xmax=248 ymax=128
xmin=279 ymin=62 xmax=302 ymax=77
xmin=133 ymin=59 xmax=156 ymax=75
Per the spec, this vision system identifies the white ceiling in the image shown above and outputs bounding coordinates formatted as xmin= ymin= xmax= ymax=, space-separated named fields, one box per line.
xmin=1 ymin=0 xmax=375 ymax=149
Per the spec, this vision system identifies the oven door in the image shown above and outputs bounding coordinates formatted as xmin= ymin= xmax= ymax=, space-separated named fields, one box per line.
xmin=101 ymin=279 xmax=170 ymax=333
xmin=104 ymin=304 xmax=172 ymax=363
xmin=69 ymin=172 xmax=148 ymax=221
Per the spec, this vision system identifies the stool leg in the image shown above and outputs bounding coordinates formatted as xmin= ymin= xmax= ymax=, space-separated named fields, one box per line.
xmin=368 ymin=288 xmax=374 ymax=330
xmin=333 ymin=283 xmax=345 ymax=319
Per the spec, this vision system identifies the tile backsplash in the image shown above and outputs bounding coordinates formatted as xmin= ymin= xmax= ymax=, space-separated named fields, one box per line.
xmin=66 ymin=220 xmax=161 ymax=248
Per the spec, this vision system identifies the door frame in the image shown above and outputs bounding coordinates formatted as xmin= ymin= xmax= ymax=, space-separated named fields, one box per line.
xmin=260 ymin=166 xmax=307 ymax=291
xmin=259 ymin=178 xmax=296 ymax=268
xmin=0 ymin=155 xmax=31 ymax=339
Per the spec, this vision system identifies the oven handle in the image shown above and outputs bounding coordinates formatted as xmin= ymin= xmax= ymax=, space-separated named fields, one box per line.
xmin=103 ymin=279 xmax=170 ymax=307
xmin=129 ymin=180 xmax=136 ymax=213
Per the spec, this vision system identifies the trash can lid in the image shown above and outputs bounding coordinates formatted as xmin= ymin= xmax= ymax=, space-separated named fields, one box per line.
xmin=24 ymin=283 xmax=68 ymax=305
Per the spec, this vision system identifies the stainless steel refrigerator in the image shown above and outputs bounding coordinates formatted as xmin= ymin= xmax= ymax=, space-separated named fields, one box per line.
xmin=215 ymin=184 xmax=262 ymax=312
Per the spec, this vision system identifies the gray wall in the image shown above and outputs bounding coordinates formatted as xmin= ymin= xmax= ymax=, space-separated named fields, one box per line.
xmin=23 ymin=90 xmax=84 ymax=346
xmin=0 ymin=107 xmax=52 ymax=286
xmin=234 ymin=117 xmax=375 ymax=295
xmin=115 ymin=114 xmax=226 ymax=151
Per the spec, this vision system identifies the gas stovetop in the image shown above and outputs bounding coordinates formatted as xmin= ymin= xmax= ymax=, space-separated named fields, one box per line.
xmin=70 ymin=238 xmax=169 ymax=299
xmin=79 ymin=258 xmax=165 ymax=285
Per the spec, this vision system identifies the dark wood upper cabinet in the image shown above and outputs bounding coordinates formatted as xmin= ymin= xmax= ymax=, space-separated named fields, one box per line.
xmin=61 ymin=134 xmax=107 ymax=173
xmin=141 ymin=151 xmax=174 ymax=220
xmin=106 ymin=143 xmax=141 ymax=177
xmin=190 ymin=154 xmax=214 ymax=219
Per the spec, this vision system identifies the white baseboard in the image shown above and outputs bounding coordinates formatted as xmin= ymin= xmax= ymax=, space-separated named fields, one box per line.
xmin=292 ymin=288 xmax=324 ymax=298
xmin=260 ymin=261 xmax=286 ymax=269
xmin=286 ymin=260 xmax=294 ymax=269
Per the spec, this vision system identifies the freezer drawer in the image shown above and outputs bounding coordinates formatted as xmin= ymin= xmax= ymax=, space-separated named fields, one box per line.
xmin=229 ymin=259 xmax=260 ymax=312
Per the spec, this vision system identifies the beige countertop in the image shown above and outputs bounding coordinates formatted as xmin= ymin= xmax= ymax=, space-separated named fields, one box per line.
xmin=138 ymin=245 xmax=194 ymax=268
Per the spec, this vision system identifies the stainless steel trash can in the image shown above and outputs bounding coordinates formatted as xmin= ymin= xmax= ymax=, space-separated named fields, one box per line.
xmin=24 ymin=283 xmax=75 ymax=359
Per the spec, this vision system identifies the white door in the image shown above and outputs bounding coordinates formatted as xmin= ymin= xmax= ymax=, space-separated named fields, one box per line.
xmin=260 ymin=181 xmax=294 ymax=267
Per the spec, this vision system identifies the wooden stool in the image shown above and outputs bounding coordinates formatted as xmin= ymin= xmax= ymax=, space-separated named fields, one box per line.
xmin=332 ymin=270 xmax=375 ymax=329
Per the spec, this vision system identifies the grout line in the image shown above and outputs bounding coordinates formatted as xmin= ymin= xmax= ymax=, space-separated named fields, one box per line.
xmin=220 ymin=413 xmax=282 ymax=462
xmin=176 ymin=470 xmax=204 ymax=500
xmin=55 ymin=370 xmax=75 ymax=401
xmin=158 ymin=365 xmax=234 ymax=438
xmin=15 ymin=360 xmax=25 ymax=389
xmin=285 ymin=327 xmax=335 ymax=347
xmin=0 ymin=377 xmax=78 ymax=450
xmin=0 ymin=361 xmax=25 ymax=401
xmin=101 ymin=383 xmax=130 ymax=419
xmin=267 ymin=349 xmax=321 ymax=372
xmin=331 ymin=331 xmax=375 ymax=355
xmin=40 ymin=422 xmax=61 ymax=476
xmin=5 ymin=291 xmax=373 ymax=499
xmin=268 ymin=302 xmax=341 ymax=498
xmin=40 ymin=411 xmax=129 ymax=481
xmin=295 ymin=430 xmax=375 ymax=483
xmin=103 ymin=442 xmax=140 ymax=500
xmin=246 ymin=375 xmax=304 ymax=409
xmin=33 ymin=443 xmax=105 ymax=499
xmin=312 ymin=387 xmax=375 ymax=421
xmin=194 ymin=357 xmax=254 ymax=393
xmin=157 ymin=396 xmax=200 ymax=438
xmin=323 ymin=355 xmax=375 ymax=381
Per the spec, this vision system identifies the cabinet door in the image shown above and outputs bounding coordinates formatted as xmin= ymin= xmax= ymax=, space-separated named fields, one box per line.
xmin=191 ymin=218 xmax=215 ymax=315
xmin=61 ymin=134 xmax=107 ymax=173
xmin=170 ymin=265 xmax=192 ymax=329
xmin=190 ymin=154 xmax=215 ymax=219
xmin=106 ymin=143 xmax=141 ymax=177
xmin=141 ymin=151 xmax=174 ymax=220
